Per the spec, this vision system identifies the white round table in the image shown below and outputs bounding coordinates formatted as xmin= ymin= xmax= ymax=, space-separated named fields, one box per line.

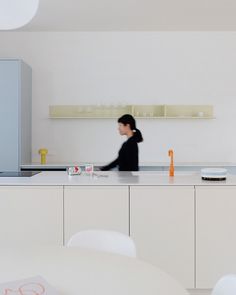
xmin=0 ymin=246 xmax=189 ymax=295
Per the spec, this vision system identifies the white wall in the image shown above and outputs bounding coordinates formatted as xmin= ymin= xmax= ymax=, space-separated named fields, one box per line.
xmin=0 ymin=31 xmax=235 ymax=164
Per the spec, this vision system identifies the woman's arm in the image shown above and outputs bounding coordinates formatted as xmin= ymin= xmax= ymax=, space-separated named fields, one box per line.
xmin=100 ymin=158 xmax=119 ymax=171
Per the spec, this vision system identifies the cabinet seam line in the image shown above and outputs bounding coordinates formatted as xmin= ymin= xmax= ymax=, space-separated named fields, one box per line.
xmin=128 ymin=186 xmax=130 ymax=236
xmin=63 ymin=185 xmax=65 ymax=246
xmin=194 ymin=185 xmax=196 ymax=289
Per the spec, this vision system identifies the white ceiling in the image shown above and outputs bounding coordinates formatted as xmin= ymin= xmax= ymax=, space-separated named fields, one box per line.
xmin=15 ymin=0 xmax=236 ymax=31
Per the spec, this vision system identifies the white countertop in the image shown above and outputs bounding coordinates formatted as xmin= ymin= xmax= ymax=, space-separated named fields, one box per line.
xmin=0 ymin=171 xmax=235 ymax=186
xmin=21 ymin=162 xmax=236 ymax=168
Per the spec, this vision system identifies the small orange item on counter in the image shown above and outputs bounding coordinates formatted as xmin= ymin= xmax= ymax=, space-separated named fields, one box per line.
xmin=38 ymin=148 xmax=48 ymax=164
xmin=168 ymin=149 xmax=174 ymax=177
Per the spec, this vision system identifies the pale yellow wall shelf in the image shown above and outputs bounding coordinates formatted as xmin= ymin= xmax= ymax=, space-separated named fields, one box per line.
xmin=49 ymin=105 xmax=214 ymax=119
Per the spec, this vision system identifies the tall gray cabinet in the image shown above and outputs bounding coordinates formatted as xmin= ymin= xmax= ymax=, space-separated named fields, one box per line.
xmin=0 ymin=59 xmax=32 ymax=171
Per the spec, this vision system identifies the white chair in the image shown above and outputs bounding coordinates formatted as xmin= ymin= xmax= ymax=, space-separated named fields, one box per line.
xmin=212 ymin=274 xmax=236 ymax=295
xmin=67 ymin=229 xmax=137 ymax=258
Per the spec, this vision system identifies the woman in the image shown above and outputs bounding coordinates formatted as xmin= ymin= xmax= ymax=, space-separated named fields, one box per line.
xmin=100 ymin=114 xmax=143 ymax=171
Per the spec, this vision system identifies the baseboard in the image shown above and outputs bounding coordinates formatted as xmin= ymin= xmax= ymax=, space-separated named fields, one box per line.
xmin=188 ymin=289 xmax=212 ymax=295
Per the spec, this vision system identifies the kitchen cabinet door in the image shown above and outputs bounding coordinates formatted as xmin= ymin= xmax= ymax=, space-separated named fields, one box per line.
xmin=64 ymin=186 xmax=129 ymax=244
xmin=196 ymin=186 xmax=236 ymax=288
xmin=130 ymin=186 xmax=194 ymax=289
xmin=0 ymin=186 xmax=63 ymax=245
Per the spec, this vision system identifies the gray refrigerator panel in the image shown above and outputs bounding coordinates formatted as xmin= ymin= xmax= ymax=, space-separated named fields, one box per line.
xmin=0 ymin=60 xmax=19 ymax=171
xmin=20 ymin=61 xmax=32 ymax=165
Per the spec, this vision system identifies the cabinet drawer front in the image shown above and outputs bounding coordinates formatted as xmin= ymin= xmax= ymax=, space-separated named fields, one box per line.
xmin=64 ymin=186 xmax=129 ymax=243
xmin=130 ymin=186 xmax=194 ymax=289
xmin=196 ymin=186 xmax=236 ymax=288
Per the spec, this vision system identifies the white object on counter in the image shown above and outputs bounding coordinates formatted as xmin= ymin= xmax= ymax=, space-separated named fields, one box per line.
xmin=201 ymin=168 xmax=227 ymax=180
xmin=67 ymin=166 xmax=82 ymax=175
xmin=85 ymin=163 xmax=94 ymax=175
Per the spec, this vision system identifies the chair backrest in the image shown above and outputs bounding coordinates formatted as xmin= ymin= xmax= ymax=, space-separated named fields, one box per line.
xmin=212 ymin=274 xmax=236 ymax=295
xmin=67 ymin=229 xmax=137 ymax=258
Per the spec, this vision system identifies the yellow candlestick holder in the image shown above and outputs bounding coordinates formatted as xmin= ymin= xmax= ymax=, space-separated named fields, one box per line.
xmin=38 ymin=148 xmax=48 ymax=164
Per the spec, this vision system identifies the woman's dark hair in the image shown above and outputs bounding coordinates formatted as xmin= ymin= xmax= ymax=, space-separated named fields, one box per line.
xmin=118 ymin=114 xmax=143 ymax=143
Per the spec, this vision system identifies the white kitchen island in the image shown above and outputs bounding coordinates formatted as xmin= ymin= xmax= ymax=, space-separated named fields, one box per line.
xmin=0 ymin=170 xmax=236 ymax=295
xmin=1 ymin=170 xmax=235 ymax=185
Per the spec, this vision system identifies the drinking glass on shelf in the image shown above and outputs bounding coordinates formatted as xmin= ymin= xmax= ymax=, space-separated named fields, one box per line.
xmin=104 ymin=105 xmax=109 ymax=116
xmin=86 ymin=106 xmax=91 ymax=114
xmin=93 ymin=104 xmax=98 ymax=116
xmin=110 ymin=104 xmax=116 ymax=116
xmin=97 ymin=103 xmax=103 ymax=116
xmin=79 ymin=106 xmax=84 ymax=114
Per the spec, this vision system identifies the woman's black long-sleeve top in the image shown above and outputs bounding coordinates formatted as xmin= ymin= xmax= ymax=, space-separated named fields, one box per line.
xmin=101 ymin=136 xmax=139 ymax=171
